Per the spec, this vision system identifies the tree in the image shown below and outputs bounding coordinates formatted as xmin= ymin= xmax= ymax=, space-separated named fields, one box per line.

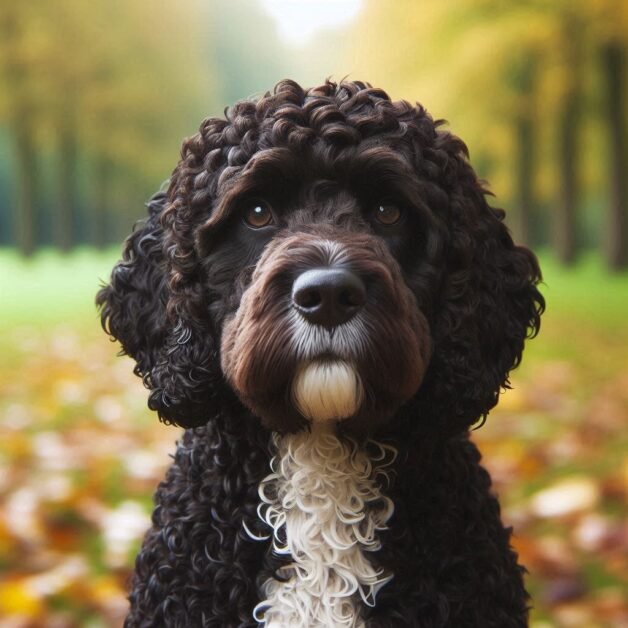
xmin=0 ymin=0 xmax=218 ymax=253
xmin=554 ymin=12 xmax=584 ymax=265
xmin=0 ymin=2 xmax=46 ymax=255
xmin=601 ymin=42 xmax=627 ymax=269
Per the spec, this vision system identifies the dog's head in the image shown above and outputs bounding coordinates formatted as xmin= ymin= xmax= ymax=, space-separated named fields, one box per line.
xmin=97 ymin=80 xmax=543 ymax=437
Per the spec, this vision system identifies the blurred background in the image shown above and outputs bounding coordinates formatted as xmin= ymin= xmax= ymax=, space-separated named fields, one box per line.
xmin=0 ymin=0 xmax=626 ymax=626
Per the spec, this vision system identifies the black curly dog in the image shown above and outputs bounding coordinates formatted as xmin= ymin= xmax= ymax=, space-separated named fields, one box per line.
xmin=98 ymin=80 xmax=543 ymax=627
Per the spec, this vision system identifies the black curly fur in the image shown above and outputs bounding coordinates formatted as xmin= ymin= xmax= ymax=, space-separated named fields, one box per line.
xmin=97 ymin=79 xmax=544 ymax=626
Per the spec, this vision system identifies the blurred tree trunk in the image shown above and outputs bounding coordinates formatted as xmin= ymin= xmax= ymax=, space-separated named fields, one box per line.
xmin=514 ymin=115 xmax=533 ymax=246
xmin=13 ymin=110 xmax=38 ymax=256
xmin=601 ymin=42 xmax=627 ymax=270
xmin=56 ymin=111 xmax=78 ymax=252
xmin=555 ymin=18 xmax=582 ymax=265
xmin=556 ymin=93 xmax=579 ymax=264
xmin=93 ymin=152 xmax=113 ymax=248
xmin=513 ymin=59 xmax=537 ymax=247
xmin=1 ymin=7 xmax=39 ymax=256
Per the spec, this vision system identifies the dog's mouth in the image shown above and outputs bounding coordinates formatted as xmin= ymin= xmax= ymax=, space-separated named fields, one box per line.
xmin=291 ymin=358 xmax=364 ymax=423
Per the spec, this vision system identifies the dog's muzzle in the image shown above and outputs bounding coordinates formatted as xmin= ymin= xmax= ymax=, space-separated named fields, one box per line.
xmin=290 ymin=268 xmax=367 ymax=423
xmin=220 ymin=231 xmax=431 ymax=434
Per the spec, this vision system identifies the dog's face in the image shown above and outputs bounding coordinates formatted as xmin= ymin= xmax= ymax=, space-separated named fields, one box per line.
xmin=199 ymin=168 xmax=432 ymax=434
xmin=98 ymin=80 xmax=543 ymax=437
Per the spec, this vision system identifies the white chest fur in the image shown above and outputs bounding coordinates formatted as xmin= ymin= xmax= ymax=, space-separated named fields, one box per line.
xmin=249 ymin=424 xmax=396 ymax=627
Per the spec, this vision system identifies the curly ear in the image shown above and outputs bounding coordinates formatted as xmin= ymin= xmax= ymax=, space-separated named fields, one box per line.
xmin=97 ymin=192 xmax=168 ymax=380
xmin=96 ymin=191 xmax=219 ymax=428
xmin=416 ymin=130 xmax=544 ymax=435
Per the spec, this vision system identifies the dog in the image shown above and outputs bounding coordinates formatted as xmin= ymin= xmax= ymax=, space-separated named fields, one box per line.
xmin=97 ymin=79 xmax=543 ymax=627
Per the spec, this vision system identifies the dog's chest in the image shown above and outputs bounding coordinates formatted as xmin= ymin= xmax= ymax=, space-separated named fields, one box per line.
xmin=247 ymin=425 xmax=395 ymax=627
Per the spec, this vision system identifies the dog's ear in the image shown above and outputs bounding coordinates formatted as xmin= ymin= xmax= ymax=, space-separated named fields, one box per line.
xmin=97 ymin=191 xmax=219 ymax=428
xmin=97 ymin=192 xmax=168 ymax=382
xmin=416 ymin=129 xmax=544 ymax=434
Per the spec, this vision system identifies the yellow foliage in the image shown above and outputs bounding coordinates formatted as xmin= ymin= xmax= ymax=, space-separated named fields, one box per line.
xmin=0 ymin=518 xmax=13 ymax=557
xmin=0 ymin=578 xmax=43 ymax=618
xmin=345 ymin=0 xmax=628 ymax=207
xmin=498 ymin=386 xmax=527 ymax=412
xmin=0 ymin=0 xmax=217 ymax=179
xmin=88 ymin=574 xmax=126 ymax=605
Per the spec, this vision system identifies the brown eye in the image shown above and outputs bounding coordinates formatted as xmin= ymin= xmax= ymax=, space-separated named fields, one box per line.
xmin=244 ymin=203 xmax=273 ymax=228
xmin=374 ymin=204 xmax=401 ymax=225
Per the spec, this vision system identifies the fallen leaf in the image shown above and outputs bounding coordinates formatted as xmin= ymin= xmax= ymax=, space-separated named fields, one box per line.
xmin=530 ymin=477 xmax=599 ymax=519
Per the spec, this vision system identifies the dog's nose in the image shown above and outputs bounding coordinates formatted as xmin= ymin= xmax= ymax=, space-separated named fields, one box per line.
xmin=292 ymin=268 xmax=366 ymax=328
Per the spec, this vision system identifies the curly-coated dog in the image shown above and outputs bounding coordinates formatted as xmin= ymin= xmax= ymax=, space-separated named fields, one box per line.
xmin=98 ymin=79 xmax=544 ymax=627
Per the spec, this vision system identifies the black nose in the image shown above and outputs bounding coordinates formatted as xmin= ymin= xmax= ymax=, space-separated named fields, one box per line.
xmin=292 ymin=268 xmax=366 ymax=328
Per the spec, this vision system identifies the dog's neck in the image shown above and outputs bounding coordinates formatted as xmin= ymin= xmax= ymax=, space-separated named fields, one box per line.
xmin=250 ymin=422 xmax=396 ymax=627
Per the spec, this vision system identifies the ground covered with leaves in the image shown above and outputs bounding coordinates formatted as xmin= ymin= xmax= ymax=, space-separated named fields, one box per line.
xmin=0 ymin=251 xmax=626 ymax=627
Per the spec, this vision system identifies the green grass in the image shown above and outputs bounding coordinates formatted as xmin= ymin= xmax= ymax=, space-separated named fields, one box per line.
xmin=0 ymin=245 xmax=626 ymax=352
xmin=1 ymin=246 xmax=626 ymax=330
xmin=517 ymin=251 xmax=628 ymax=383
xmin=0 ymin=247 xmax=120 ymax=330
xmin=536 ymin=250 xmax=628 ymax=329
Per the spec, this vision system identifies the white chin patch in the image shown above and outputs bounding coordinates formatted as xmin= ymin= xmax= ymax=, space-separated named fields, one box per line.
xmin=291 ymin=360 xmax=364 ymax=422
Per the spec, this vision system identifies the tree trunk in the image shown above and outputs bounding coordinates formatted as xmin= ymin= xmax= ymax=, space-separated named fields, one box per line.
xmin=556 ymin=92 xmax=579 ymax=264
xmin=512 ymin=58 xmax=537 ymax=247
xmin=555 ymin=18 xmax=582 ymax=265
xmin=2 ymin=8 xmax=39 ymax=256
xmin=601 ymin=42 xmax=627 ymax=270
xmin=514 ymin=112 xmax=534 ymax=246
xmin=13 ymin=113 xmax=38 ymax=257
xmin=93 ymin=153 xmax=113 ymax=248
xmin=56 ymin=118 xmax=78 ymax=252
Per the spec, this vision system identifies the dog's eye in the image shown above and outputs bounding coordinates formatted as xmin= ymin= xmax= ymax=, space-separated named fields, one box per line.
xmin=244 ymin=203 xmax=274 ymax=229
xmin=374 ymin=204 xmax=402 ymax=226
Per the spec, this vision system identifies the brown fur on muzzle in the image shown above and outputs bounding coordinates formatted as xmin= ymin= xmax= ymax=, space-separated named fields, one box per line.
xmin=220 ymin=229 xmax=432 ymax=435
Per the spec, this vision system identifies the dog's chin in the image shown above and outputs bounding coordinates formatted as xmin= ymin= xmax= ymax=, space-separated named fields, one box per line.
xmin=291 ymin=359 xmax=364 ymax=423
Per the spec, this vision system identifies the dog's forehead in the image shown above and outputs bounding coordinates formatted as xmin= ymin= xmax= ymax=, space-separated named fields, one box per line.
xmin=218 ymin=135 xmax=414 ymax=188
xmin=207 ymin=141 xmax=418 ymax=217
xmin=283 ymin=186 xmax=365 ymax=228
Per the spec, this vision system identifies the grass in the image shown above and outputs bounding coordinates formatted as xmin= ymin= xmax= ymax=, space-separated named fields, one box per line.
xmin=536 ymin=251 xmax=628 ymax=328
xmin=1 ymin=245 xmax=626 ymax=381
xmin=515 ymin=251 xmax=628 ymax=389
xmin=0 ymin=247 xmax=120 ymax=331
xmin=1 ymin=244 xmax=626 ymax=395
xmin=1 ymin=246 xmax=626 ymax=327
